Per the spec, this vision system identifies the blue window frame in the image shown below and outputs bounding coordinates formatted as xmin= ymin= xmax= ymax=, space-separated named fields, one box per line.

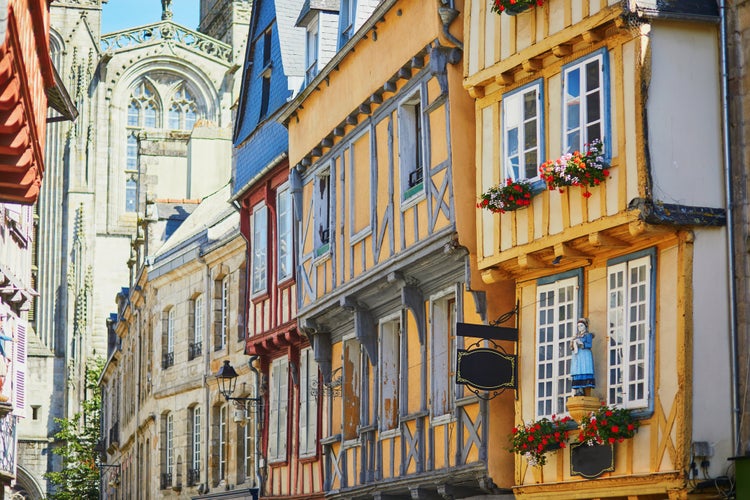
xmin=562 ymin=49 xmax=610 ymax=154
xmin=502 ymin=80 xmax=544 ymax=181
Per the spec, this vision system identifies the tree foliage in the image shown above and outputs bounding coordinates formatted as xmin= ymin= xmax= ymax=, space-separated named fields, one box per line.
xmin=45 ymin=357 xmax=105 ymax=500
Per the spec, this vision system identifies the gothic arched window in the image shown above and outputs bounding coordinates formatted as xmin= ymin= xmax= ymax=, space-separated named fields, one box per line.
xmin=128 ymin=81 xmax=160 ymax=129
xmin=168 ymin=85 xmax=199 ymax=131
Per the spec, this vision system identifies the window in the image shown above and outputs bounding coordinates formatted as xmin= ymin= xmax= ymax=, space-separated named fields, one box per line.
xmin=218 ymin=405 xmax=227 ymax=481
xmin=563 ymin=51 xmax=607 ymax=153
xmin=607 ymin=255 xmax=652 ymax=409
xmin=536 ymin=276 xmax=579 ymax=418
xmin=299 ymin=348 xmax=318 ymax=456
xmin=251 ymin=204 xmax=268 ymax=294
xmin=342 ymin=338 xmax=361 ymax=440
xmin=161 ymin=412 xmax=174 ymax=488
xmin=314 ymin=172 xmax=330 ymax=256
xmin=244 ymin=415 xmax=252 ymax=479
xmin=305 ymin=22 xmax=319 ymax=84
xmin=189 ymin=407 xmax=201 ymax=486
xmin=129 ymin=80 xmax=160 ymax=128
xmin=503 ymin=82 xmax=542 ymax=181
xmin=162 ymin=308 xmax=175 ymax=368
xmin=268 ymin=357 xmax=289 ymax=461
xmin=277 ymin=186 xmax=293 ymax=281
xmin=379 ymin=319 xmax=401 ymax=431
xmin=214 ymin=276 xmax=229 ymax=351
xmin=168 ymin=85 xmax=199 ymax=130
xmin=339 ymin=0 xmax=357 ymax=47
xmin=262 ymin=29 xmax=272 ymax=67
xmin=189 ymin=295 xmax=203 ymax=360
xmin=431 ymin=295 xmax=456 ymax=419
xmin=399 ymin=92 xmax=425 ymax=199
xmin=125 ymin=175 xmax=138 ymax=212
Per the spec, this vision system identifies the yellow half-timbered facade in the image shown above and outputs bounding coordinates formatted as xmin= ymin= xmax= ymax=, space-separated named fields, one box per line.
xmin=281 ymin=0 xmax=519 ymax=497
xmin=465 ymin=1 xmax=733 ymax=498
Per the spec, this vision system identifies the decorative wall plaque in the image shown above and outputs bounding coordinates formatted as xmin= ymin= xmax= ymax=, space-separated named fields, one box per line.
xmin=570 ymin=441 xmax=614 ymax=479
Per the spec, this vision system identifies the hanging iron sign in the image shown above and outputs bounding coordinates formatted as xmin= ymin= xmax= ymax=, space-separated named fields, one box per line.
xmin=455 ymin=339 xmax=517 ymax=399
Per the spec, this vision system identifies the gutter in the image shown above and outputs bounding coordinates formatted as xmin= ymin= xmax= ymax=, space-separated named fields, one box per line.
xmin=229 ymin=152 xmax=288 ymax=204
xmin=718 ymin=0 xmax=741 ymax=456
xmin=247 ymin=355 xmax=263 ymax=494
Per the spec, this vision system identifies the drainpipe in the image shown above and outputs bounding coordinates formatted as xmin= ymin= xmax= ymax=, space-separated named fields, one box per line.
xmin=200 ymin=255 xmax=212 ymax=490
xmin=718 ymin=0 xmax=741 ymax=456
xmin=248 ymin=355 xmax=263 ymax=495
xmin=438 ymin=0 xmax=463 ymax=51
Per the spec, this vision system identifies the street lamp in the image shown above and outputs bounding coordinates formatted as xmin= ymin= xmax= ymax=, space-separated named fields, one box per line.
xmin=214 ymin=360 xmax=262 ymax=411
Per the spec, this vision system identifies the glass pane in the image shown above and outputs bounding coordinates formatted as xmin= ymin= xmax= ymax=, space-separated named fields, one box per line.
xmin=507 ymin=127 xmax=519 ymax=157
xmin=169 ymin=108 xmax=180 ymax=130
xmin=144 ymin=106 xmax=156 ymax=128
xmin=586 ymin=92 xmax=600 ymax=125
xmin=566 ymin=103 xmax=580 ymax=132
xmin=524 ymin=120 xmax=537 ymax=150
xmin=524 ymin=151 xmax=538 ymax=179
xmin=523 ymin=90 xmax=537 ymax=120
xmin=127 ymin=104 xmax=139 ymax=126
xmin=586 ymin=60 xmax=600 ymax=92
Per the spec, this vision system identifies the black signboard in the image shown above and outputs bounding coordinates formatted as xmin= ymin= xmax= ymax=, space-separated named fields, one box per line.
xmin=570 ymin=441 xmax=614 ymax=479
xmin=455 ymin=348 xmax=516 ymax=391
xmin=456 ymin=322 xmax=518 ymax=341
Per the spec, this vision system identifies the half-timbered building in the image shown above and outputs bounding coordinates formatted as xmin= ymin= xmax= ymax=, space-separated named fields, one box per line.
xmin=232 ymin=0 xmax=327 ymax=498
xmin=280 ymin=0 xmax=514 ymax=497
xmin=464 ymin=1 xmax=732 ymax=497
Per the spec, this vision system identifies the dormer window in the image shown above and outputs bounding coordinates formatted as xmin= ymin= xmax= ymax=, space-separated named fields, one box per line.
xmin=339 ymin=0 xmax=357 ymax=47
xmin=306 ymin=21 xmax=319 ymax=85
xmin=398 ymin=91 xmax=425 ymax=200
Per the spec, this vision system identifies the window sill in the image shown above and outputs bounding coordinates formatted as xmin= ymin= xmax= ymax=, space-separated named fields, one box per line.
xmin=402 ymin=183 xmax=425 ymax=206
xmin=378 ymin=428 xmax=400 ymax=440
xmin=298 ymin=452 xmax=319 ymax=463
xmin=314 ymin=243 xmax=330 ymax=261
xmin=429 ymin=413 xmax=456 ymax=427
xmin=320 ymin=433 xmax=342 ymax=446
xmin=342 ymin=438 xmax=361 ymax=449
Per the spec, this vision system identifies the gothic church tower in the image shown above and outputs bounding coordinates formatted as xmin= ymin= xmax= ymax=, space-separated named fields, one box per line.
xmin=15 ymin=1 xmax=250 ymax=497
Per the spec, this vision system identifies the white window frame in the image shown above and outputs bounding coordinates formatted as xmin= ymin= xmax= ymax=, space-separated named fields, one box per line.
xmin=192 ymin=407 xmax=202 ymax=471
xmin=244 ymin=414 xmax=252 ymax=477
xmin=194 ymin=295 xmax=204 ymax=346
xmin=277 ymin=186 xmax=293 ymax=282
xmin=398 ymin=90 xmax=425 ymax=201
xmin=379 ymin=316 xmax=401 ymax=433
xmin=299 ymin=347 xmax=318 ymax=457
xmin=430 ymin=291 xmax=457 ymax=422
xmin=563 ymin=51 xmax=607 ymax=154
xmin=167 ymin=308 xmax=175 ymax=355
xmin=535 ymin=275 xmax=579 ymax=418
xmin=166 ymin=413 xmax=174 ymax=476
xmin=607 ymin=255 xmax=651 ymax=409
xmin=221 ymin=276 xmax=229 ymax=348
xmin=502 ymin=81 xmax=543 ymax=181
xmin=251 ymin=204 xmax=268 ymax=295
xmin=219 ymin=405 xmax=227 ymax=480
xmin=268 ymin=357 xmax=289 ymax=462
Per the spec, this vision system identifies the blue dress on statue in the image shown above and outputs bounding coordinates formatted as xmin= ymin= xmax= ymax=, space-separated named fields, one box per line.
xmin=571 ymin=333 xmax=595 ymax=391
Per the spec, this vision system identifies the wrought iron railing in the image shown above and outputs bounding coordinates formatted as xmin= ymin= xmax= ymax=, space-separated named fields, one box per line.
xmin=160 ymin=472 xmax=173 ymax=490
xmin=188 ymin=341 xmax=202 ymax=360
xmin=100 ymin=21 xmax=233 ymax=63
xmin=187 ymin=467 xmax=200 ymax=486
xmin=0 ymin=414 xmax=17 ymax=476
xmin=162 ymin=351 xmax=174 ymax=369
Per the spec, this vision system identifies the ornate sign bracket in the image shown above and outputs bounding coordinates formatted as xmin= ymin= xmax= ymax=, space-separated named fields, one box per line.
xmin=455 ymin=303 xmax=519 ymax=400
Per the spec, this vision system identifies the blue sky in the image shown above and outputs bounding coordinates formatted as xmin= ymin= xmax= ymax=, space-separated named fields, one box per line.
xmin=102 ymin=0 xmax=200 ymax=34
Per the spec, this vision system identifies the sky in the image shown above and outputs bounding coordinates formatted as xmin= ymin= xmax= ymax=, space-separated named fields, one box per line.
xmin=101 ymin=0 xmax=200 ymax=34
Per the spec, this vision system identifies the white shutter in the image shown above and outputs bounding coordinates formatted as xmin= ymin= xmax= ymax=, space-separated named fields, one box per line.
xmin=14 ymin=319 xmax=26 ymax=415
xmin=268 ymin=361 xmax=279 ymax=460
xmin=299 ymin=351 xmax=309 ymax=454
xmin=278 ymin=358 xmax=288 ymax=457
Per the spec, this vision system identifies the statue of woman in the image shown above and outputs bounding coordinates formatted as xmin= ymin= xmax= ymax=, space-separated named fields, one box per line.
xmin=570 ymin=318 xmax=595 ymax=396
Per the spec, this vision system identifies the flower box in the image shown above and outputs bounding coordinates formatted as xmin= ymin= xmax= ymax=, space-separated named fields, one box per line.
xmin=491 ymin=0 xmax=543 ymax=16
xmin=509 ymin=414 xmax=572 ymax=466
xmin=539 ymin=139 xmax=609 ymax=197
xmin=478 ymin=178 xmax=533 ymax=214
xmin=577 ymin=404 xmax=640 ymax=446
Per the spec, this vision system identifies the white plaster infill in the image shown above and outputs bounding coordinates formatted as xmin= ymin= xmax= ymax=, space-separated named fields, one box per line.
xmin=100 ymin=21 xmax=233 ymax=64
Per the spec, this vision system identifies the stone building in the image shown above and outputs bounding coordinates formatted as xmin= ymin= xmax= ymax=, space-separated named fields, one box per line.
xmin=100 ymin=184 xmax=257 ymax=499
xmin=20 ymin=0 xmax=250 ymax=497
xmin=0 ymin=0 xmax=75 ymax=496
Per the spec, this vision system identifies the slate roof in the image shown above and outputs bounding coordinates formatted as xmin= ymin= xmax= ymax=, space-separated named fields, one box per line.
xmin=632 ymin=0 xmax=719 ymax=21
xmin=151 ymin=183 xmax=237 ymax=269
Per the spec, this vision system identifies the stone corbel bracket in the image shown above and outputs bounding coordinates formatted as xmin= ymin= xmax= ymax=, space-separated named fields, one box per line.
xmin=388 ymin=271 xmax=426 ymax=345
